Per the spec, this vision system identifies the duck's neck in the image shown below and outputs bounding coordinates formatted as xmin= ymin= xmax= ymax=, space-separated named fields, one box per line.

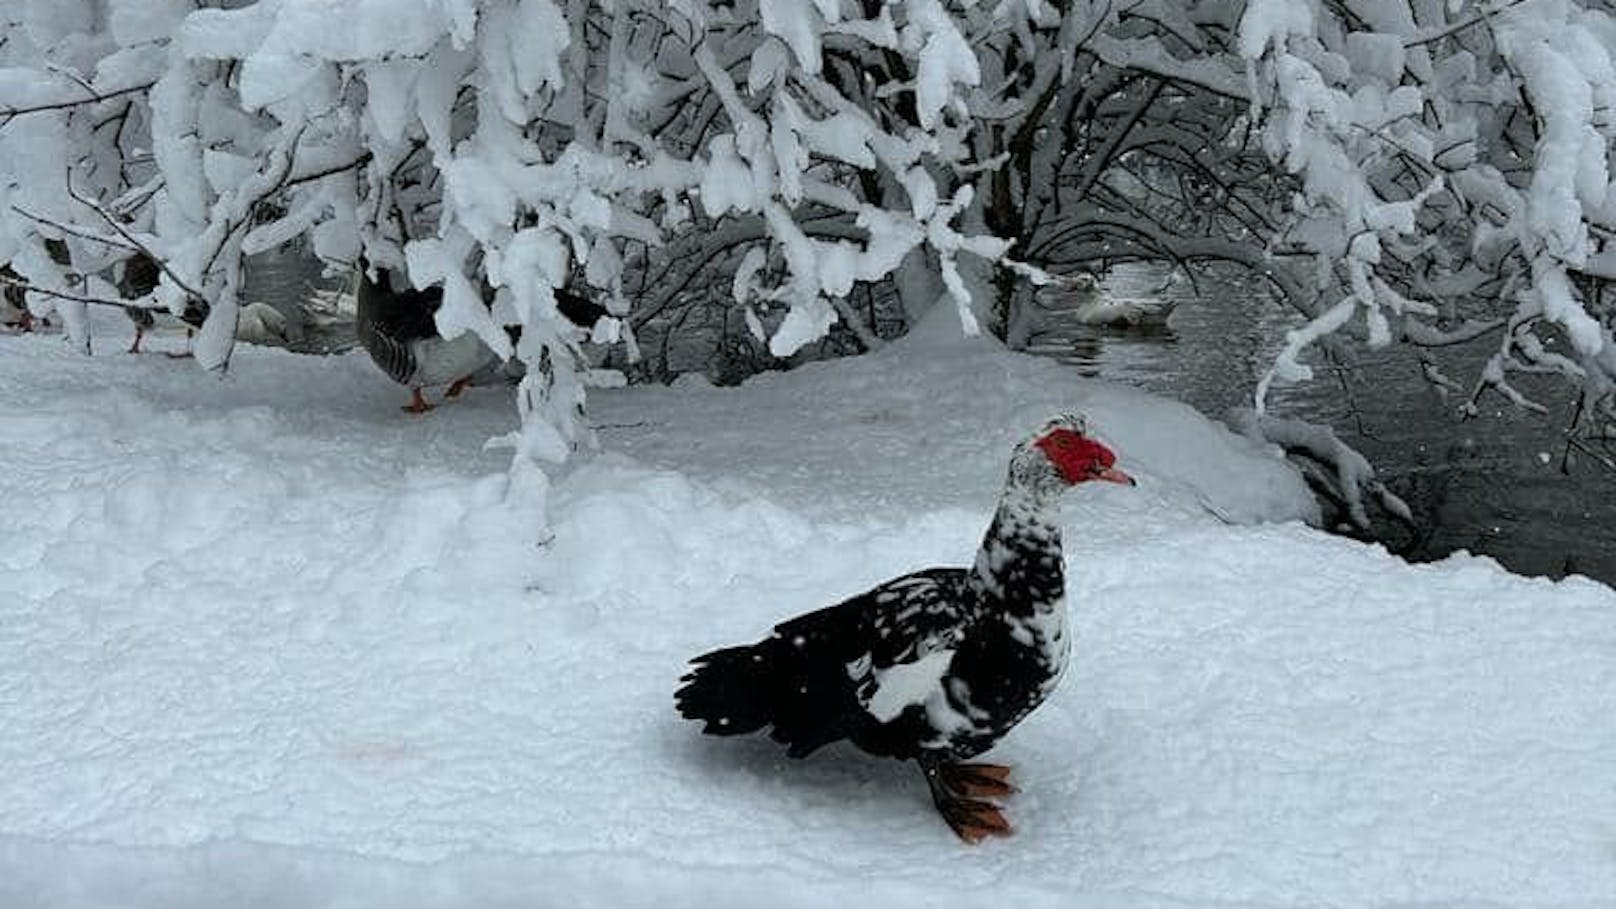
xmin=970 ymin=481 xmax=1066 ymax=614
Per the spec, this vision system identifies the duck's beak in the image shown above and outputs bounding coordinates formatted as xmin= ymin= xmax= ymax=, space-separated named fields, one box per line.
xmin=1094 ymin=466 xmax=1136 ymax=486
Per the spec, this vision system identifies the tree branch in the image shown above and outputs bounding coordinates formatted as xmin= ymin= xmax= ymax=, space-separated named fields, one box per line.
xmin=0 ymin=81 xmax=155 ymax=118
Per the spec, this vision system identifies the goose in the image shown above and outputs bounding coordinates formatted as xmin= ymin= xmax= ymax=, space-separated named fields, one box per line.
xmin=355 ymin=261 xmax=611 ymax=413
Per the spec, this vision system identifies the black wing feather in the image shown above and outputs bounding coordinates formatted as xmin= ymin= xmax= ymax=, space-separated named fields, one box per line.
xmin=676 ymin=568 xmax=973 ymax=760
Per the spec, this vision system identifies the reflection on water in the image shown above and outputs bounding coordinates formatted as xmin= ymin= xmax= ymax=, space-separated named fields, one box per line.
xmin=1032 ymin=264 xmax=1616 ymax=586
xmin=240 ymin=246 xmax=357 ymax=355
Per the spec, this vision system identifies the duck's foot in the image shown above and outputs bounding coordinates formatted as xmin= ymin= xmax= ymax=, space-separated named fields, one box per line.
xmin=402 ymin=388 xmax=435 ymax=414
xmin=921 ymin=758 xmax=1016 ymax=844
xmin=934 ymin=794 xmax=1014 ymax=844
xmin=937 ymin=762 xmax=1017 ymax=798
xmin=444 ymin=376 xmax=473 ymax=398
xmin=127 ymin=328 xmax=144 ymax=354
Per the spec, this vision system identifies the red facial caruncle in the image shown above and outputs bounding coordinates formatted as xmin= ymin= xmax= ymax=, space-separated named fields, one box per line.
xmin=1033 ymin=428 xmax=1135 ymax=485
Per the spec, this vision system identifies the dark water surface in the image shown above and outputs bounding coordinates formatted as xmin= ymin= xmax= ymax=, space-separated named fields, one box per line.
xmin=1027 ymin=265 xmax=1616 ymax=586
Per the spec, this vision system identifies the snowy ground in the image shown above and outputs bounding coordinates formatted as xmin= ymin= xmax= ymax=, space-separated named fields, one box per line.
xmin=2 ymin=318 xmax=1614 ymax=908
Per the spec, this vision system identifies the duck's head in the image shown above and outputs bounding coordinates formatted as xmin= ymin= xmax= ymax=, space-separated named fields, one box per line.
xmin=1014 ymin=413 xmax=1135 ymax=490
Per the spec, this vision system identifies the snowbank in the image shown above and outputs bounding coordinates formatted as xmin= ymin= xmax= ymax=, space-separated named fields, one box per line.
xmin=1 ymin=321 xmax=1611 ymax=907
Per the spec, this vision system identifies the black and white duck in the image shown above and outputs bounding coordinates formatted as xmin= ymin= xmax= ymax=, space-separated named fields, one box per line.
xmin=676 ymin=414 xmax=1134 ymax=842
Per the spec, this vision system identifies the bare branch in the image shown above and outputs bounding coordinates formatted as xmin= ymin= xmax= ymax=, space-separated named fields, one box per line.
xmin=0 ymin=81 xmax=154 ymax=117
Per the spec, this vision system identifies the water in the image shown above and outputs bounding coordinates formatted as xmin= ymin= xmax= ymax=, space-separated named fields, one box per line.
xmin=1028 ymin=265 xmax=1616 ymax=585
xmin=239 ymin=246 xmax=357 ymax=355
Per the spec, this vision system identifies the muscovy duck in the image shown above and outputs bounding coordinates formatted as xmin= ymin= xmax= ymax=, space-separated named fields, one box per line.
xmin=676 ymin=414 xmax=1134 ymax=842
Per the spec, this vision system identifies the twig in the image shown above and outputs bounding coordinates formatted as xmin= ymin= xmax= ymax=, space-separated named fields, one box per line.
xmin=283 ymin=151 xmax=374 ymax=190
xmin=64 ymin=171 xmax=207 ymax=304
xmin=8 ymin=205 xmax=139 ymax=252
xmin=1404 ymin=0 xmax=1531 ymax=48
xmin=0 ymin=272 xmax=139 ymax=310
xmin=1565 ymin=436 xmax=1616 ymax=474
xmin=198 ymin=123 xmax=309 ymax=277
xmin=0 ymin=81 xmax=155 ymax=117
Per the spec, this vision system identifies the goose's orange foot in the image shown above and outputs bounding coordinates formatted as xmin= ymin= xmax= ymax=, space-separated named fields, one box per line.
xmin=402 ymin=388 xmax=435 ymax=414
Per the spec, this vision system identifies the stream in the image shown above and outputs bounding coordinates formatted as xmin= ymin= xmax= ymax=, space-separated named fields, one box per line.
xmin=1025 ymin=264 xmax=1616 ymax=585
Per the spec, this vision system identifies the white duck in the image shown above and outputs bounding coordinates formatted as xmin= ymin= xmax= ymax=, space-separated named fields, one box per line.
xmin=235 ymin=301 xmax=306 ymax=347
xmin=1043 ymin=272 xmax=1178 ymax=329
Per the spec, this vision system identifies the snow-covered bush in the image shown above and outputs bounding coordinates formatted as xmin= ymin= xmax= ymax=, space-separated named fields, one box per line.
xmin=3 ymin=0 xmax=1615 ymax=527
xmin=1239 ymin=0 xmax=1616 ymax=425
xmin=0 ymin=0 xmax=1022 ymax=508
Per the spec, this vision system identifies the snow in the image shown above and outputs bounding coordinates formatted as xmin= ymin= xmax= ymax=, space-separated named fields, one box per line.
xmin=903 ymin=0 xmax=980 ymax=131
xmin=1343 ymin=32 xmax=1405 ymax=86
xmin=1236 ymin=0 xmax=1314 ymax=60
xmin=698 ymin=134 xmax=756 ymax=217
xmin=760 ymin=0 xmax=824 ymax=75
xmin=2 ymin=316 xmax=1615 ymax=906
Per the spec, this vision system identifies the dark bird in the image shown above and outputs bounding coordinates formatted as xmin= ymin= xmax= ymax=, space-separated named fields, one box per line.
xmin=117 ymin=252 xmax=165 ymax=354
xmin=114 ymin=254 xmax=210 ymax=356
xmin=356 ymin=262 xmax=609 ymax=413
xmin=676 ymin=414 xmax=1134 ymax=843
xmin=0 ymin=267 xmax=35 ymax=331
xmin=27 ymin=244 xmax=202 ymax=353
xmin=356 ymin=265 xmax=505 ymax=413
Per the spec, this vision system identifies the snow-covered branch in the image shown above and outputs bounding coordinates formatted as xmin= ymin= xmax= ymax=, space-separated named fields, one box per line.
xmin=1236 ymin=0 xmax=1616 ymax=426
xmin=1229 ymin=408 xmax=1414 ymax=534
xmin=5 ymin=0 xmax=1616 ymax=531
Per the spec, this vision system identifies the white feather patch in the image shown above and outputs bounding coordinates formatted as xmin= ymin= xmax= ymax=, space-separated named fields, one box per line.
xmin=863 ymin=649 xmax=955 ymax=723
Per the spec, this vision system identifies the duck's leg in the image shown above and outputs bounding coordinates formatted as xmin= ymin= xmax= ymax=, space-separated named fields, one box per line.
xmin=444 ymin=376 xmax=473 ymax=398
xmin=126 ymin=308 xmax=155 ymax=353
xmin=919 ymin=755 xmax=1015 ymax=843
xmin=402 ymin=387 xmax=435 ymax=414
